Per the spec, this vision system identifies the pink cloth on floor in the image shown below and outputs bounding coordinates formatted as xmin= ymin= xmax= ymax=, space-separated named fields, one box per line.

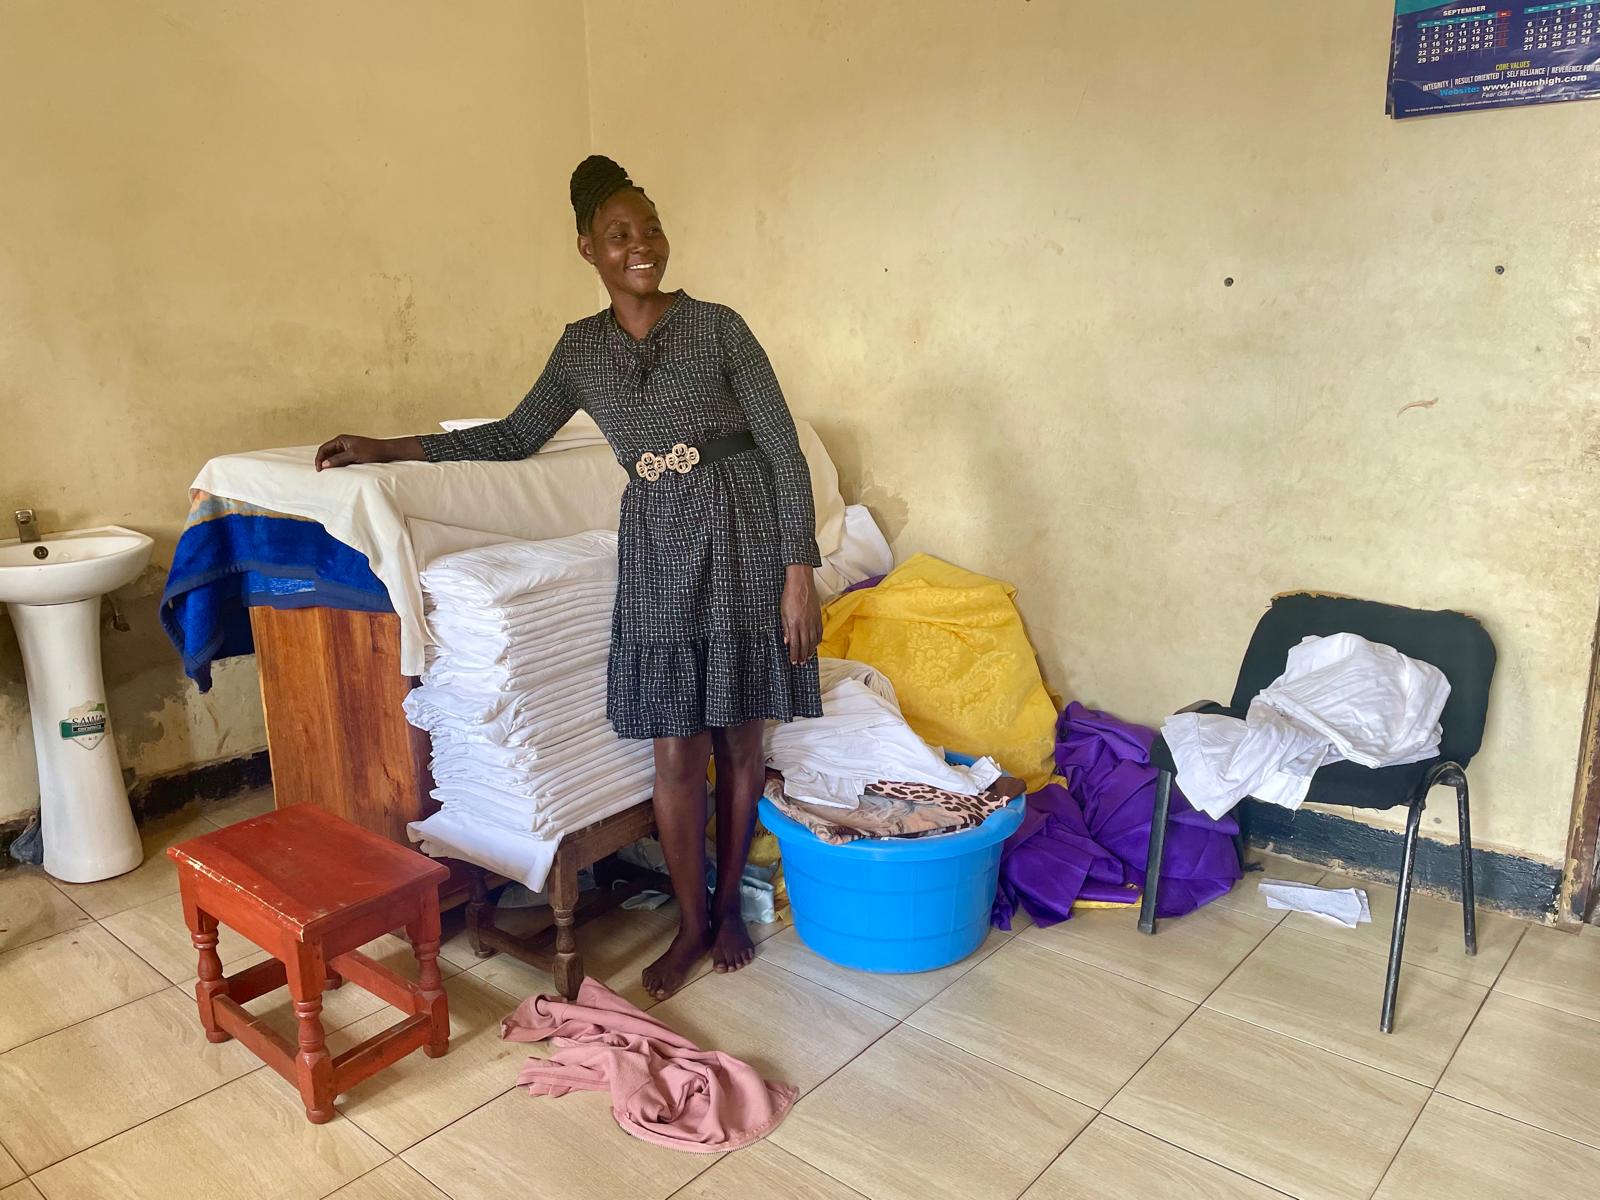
xmin=500 ymin=977 xmax=799 ymax=1153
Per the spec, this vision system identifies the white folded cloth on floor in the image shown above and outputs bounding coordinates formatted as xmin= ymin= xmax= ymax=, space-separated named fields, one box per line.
xmin=1259 ymin=879 xmax=1372 ymax=927
xmin=1162 ymin=633 xmax=1451 ymax=820
xmin=766 ymin=658 xmax=1002 ymax=807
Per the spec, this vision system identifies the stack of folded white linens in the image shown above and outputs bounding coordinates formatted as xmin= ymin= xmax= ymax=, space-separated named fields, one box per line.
xmin=403 ymin=530 xmax=655 ymax=890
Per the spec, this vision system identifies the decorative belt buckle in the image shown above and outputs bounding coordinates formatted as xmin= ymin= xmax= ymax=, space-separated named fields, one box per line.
xmin=664 ymin=443 xmax=701 ymax=475
xmin=636 ymin=443 xmax=699 ymax=481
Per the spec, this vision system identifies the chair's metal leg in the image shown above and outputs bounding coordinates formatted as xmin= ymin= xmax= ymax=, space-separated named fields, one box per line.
xmin=1453 ymin=767 xmax=1477 ymax=957
xmin=1381 ymin=792 xmax=1427 ymax=1034
xmin=1139 ymin=769 xmax=1173 ymax=935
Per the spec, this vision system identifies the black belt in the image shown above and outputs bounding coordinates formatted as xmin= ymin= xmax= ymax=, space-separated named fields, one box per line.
xmin=631 ymin=431 xmax=757 ymax=482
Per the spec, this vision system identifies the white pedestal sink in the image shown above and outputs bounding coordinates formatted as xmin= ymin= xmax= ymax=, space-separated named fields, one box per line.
xmin=1 ymin=526 xmax=154 ymax=882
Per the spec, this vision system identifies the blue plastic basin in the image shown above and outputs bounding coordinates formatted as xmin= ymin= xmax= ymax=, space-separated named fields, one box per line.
xmin=759 ymin=783 xmax=1025 ymax=975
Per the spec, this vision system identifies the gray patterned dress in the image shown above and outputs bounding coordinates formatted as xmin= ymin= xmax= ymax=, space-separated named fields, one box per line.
xmin=419 ymin=292 xmax=823 ymax=740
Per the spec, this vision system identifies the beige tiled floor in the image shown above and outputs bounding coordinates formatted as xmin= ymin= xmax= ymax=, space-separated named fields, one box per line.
xmin=1286 ymin=869 xmax=1524 ymax=987
xmin=3 ymin=806 xmax=1597 ymax=1200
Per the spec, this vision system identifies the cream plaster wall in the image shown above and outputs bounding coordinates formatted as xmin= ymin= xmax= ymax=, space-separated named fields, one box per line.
xmin=0 ymin=0 xmax=595 ymax=821
xmin=584 ymin=0 xmax=1600 ymax=861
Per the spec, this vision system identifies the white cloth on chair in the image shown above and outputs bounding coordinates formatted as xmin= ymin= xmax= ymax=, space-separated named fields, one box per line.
xmin=1162 ymin=633 xmax=1451 ymax=820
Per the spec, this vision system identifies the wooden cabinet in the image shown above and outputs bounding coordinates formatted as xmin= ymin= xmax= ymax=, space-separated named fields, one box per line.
xmin=250 ymin=606 xmax=436 ymax=846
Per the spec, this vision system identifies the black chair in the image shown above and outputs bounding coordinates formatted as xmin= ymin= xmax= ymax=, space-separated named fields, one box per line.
xmin=1141 ymin=592 xmax=1496 ymax=1033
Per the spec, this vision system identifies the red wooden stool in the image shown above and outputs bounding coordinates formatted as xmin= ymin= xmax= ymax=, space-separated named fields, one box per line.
xmin=168 ymin=804 xmax=451 ymax=1124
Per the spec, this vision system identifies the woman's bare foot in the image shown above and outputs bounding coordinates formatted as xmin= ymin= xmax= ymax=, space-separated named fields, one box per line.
xmin=711 ymin=912 xmax=756 ymax=973
xmin=642 ymin=925 xmax=711 ymax=1000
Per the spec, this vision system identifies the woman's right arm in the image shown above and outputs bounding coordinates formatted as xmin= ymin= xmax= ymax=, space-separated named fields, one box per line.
xmin=314 ymin=433 xmax=425 ymax=470
xmin=314 ymin=338 xmax=580 ymax=470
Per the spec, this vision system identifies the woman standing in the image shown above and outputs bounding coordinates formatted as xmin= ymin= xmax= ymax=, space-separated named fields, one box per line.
xmin=315 ymin=156 xmax=823 ymax=999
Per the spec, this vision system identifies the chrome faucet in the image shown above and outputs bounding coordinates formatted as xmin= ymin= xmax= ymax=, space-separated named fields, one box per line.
xmin=14 ymin=509 xmax=39 ymax=543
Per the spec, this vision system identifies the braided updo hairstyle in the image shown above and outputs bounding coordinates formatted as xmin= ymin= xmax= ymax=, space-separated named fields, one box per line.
xmin=570 ymin=154 xmax=650 ymax=234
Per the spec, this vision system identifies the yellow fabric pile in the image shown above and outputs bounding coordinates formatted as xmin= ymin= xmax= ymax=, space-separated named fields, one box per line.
xmin=819 ymin=553 xmax=1057 ymax=791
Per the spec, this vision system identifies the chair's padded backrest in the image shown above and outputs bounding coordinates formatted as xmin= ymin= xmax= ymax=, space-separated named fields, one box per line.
xmin=1230 ymin=592 xmax=1497 ymax=766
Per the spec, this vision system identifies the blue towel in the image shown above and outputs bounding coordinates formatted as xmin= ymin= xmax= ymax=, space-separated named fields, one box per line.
xmin=160 ymin=494 xmax=391 ymax=691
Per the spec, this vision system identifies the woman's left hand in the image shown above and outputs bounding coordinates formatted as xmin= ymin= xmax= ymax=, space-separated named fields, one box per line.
xmin=782 ymin=565 xmax=823 ymax=666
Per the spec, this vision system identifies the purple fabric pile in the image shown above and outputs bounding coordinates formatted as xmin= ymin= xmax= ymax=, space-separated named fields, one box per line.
xmin=992 ymin=702 xmax=1242 ymax=929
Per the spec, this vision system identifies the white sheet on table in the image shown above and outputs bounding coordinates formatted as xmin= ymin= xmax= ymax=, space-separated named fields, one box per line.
xmin=421 ymin=530 xmax=620 ymax=607
xmin=1162 ymin=633 xmax=1450 ymax=820
xmin=429 ymin=583 xmax=620 ymax=627
xmin=429 ymin=604 xmax=616 ymax=648
xmin=426 ymin=642 xmax=611 ymax=695
xmin=407 ymin=786 xmax=650 ymax=893
xmin=191 ymin=417 xmax=846 ymax=674
xmin=406 ymin=667 xmax=607 ymax=724
xmin=407 ymin=689 xmax=610 ymax=747
xmin=409 ymin=809 xmax=564 ymax=892
xmin=433 ymin=766 xmax=654 ymax=834
xmin=425 ymin=632 xmax=613 ymax=681
xmin=766 ymin=658 xmax=1002 ymax=808
xmin=433 ymin=414 xmax=848 ymax=565
xmin=429 ymin=630 xmax=606 ymax=663
xmin=421 ymin=705 xmax=611 ymax=758
xmin=429 ymin=722 xmax=626 ymax=775
xmin=428 ymin=640 xmax=611 ymax=679
xmin=439 ymin=412 xmax=607 ymax=448
xmin=430 ymin=737 xmax=650 ymax=795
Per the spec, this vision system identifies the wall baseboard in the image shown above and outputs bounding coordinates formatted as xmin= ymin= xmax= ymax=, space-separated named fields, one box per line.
xmin=1241 ymin=799 xmax=1561 ymax=919
xmin=128 ymin=750 xmax=273 ymax=824
xmin=0 ymin=814 xmax=31 ymax=865
xmin=3 ymin=753 xmax=1563 ymax=920
xmin=1 ymin=750 xmax=272 ymax=867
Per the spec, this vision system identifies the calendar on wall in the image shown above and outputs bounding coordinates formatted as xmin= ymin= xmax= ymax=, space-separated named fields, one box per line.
xmin=1388 ymin=1 xmax=1600 ymax=117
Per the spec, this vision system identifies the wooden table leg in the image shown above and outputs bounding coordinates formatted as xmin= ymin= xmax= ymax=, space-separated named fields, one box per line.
xmin=466 ymin=868 xmax=495 ymax=959
xmin=407 ymin=894 xmax=451 ymax=1059
xmin=287 ymin=943 xmax=335 ymax=1124
xmin=180 ymin=883 xmax=230 ymax=1044
xmin=549 ymin=849 xmax=583 ymax=1001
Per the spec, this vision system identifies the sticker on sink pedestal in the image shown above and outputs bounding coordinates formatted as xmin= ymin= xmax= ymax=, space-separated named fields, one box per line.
xmin=59 ymin=701 xmax=108 ymax=750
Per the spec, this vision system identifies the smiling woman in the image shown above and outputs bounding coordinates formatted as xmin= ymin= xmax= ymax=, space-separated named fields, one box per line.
xmin=311 ymin=154 xmax=824 ymax=1002
xmin=571 ymin=156 xmax=671 ymax=308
